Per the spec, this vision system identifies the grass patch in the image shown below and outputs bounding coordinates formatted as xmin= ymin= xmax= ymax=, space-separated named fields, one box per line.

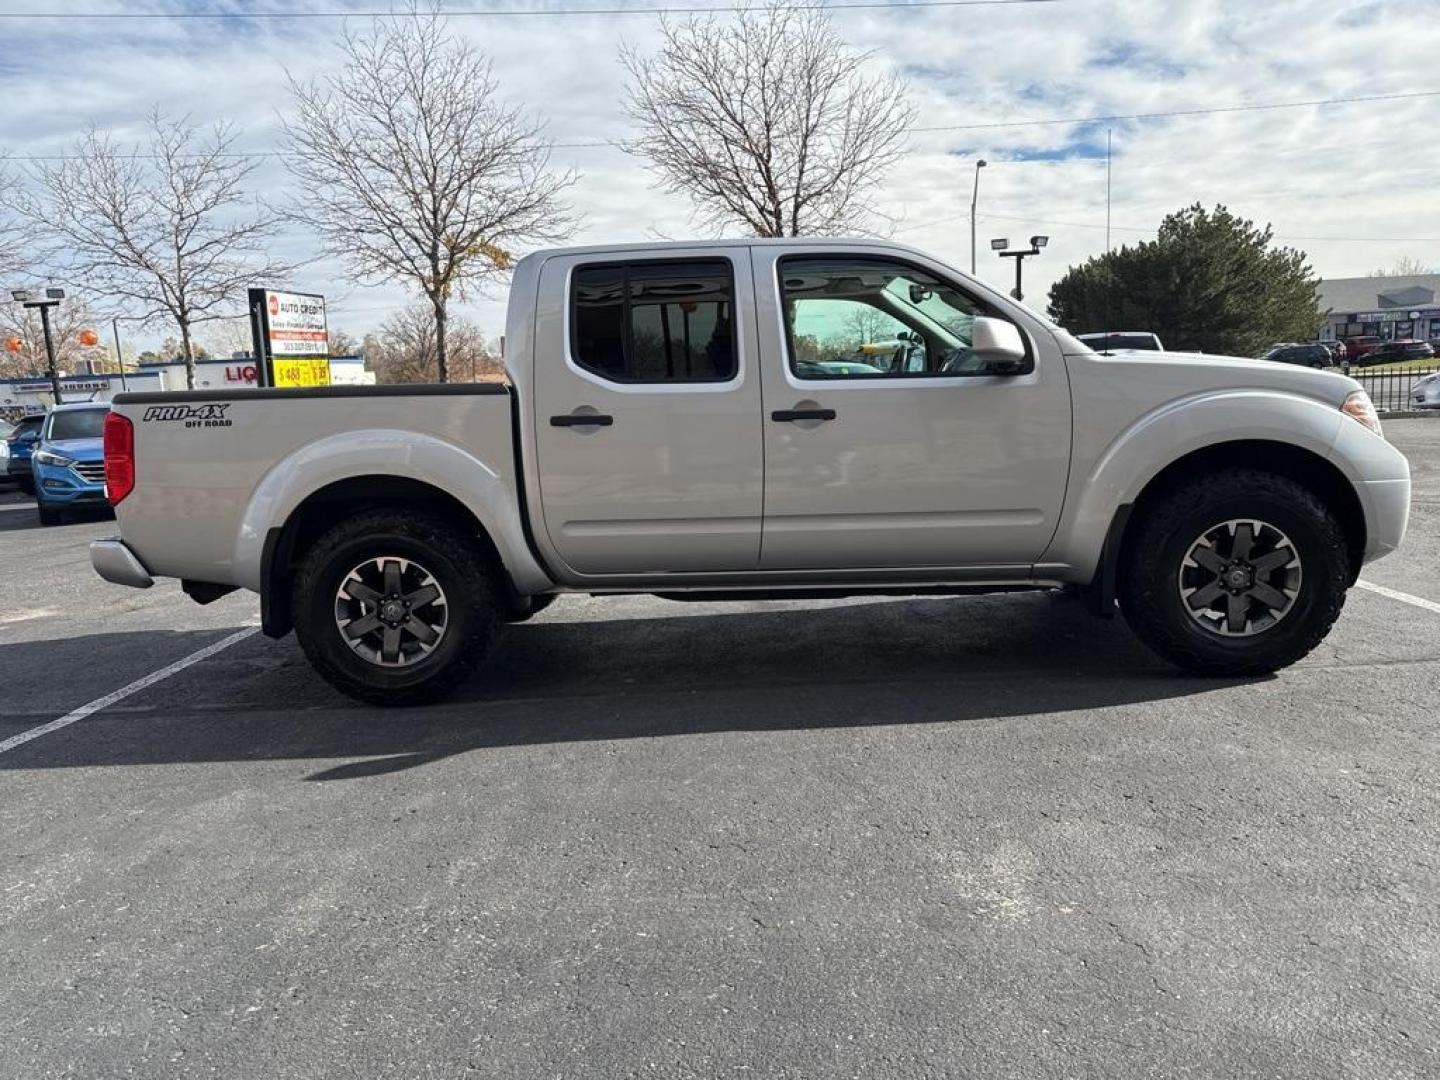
xmin=1349 ymin=358 xmax=1440 ymax=375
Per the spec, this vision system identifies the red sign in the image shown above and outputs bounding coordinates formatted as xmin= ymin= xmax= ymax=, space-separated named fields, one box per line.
xmin=224 ymin=364 xmax=258 ymax=383
xmin=268 ymin=295 xmax=279 ymax=316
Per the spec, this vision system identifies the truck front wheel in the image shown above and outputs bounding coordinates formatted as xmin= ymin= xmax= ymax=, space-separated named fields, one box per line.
xmin=1118 ymin=468 xmax=1350 ymax=675
xmin=291 ymin=510 xmax=502 ymax=706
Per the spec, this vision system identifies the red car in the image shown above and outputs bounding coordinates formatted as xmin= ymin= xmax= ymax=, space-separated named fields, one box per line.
xmin=1340 ymin=335 xmax=1384 ymax=362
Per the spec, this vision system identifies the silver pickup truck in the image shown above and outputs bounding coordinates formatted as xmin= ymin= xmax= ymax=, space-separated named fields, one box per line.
xmin=91 ymin=239 xmax=1410 ymax=704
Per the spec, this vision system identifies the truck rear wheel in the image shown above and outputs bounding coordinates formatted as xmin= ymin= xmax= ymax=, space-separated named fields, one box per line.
xmin=291 ymin=510 xmax=502 ymax=706
xmin=1118 ymin=468 xmax=1349 ymax=675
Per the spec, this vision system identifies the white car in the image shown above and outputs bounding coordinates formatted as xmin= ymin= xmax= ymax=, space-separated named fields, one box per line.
xmin=1410 ymin=372 xmax=1440 ymax=410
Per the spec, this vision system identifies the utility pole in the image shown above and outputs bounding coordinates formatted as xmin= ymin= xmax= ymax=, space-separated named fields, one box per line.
xmin=991 ymin=236 xmax=1050 ymax=302
xmin=12 ymin=287 xmax=65 ymax=404
xmin=112 ymin=318 xmax=129 ymax=392
xmin=970 ymin=159 xmax=987 ymax=275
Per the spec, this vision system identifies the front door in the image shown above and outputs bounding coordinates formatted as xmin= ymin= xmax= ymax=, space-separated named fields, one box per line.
xmin=753 ymin=247 xmax=1072 ymax=570
xmin=532 ymin=250 xmax=764 ymax=576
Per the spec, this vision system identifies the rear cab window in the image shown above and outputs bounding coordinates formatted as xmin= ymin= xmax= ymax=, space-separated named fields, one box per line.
xmin=571 ymin=259 xmax=737 ymax=384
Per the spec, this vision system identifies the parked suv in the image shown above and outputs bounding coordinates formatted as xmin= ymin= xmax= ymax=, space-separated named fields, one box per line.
xmin=5 ymin=414 xmax=43 ymax=495
xmin=33 ymin=403 xmax=109 ymax=525
xmin=1259 ymin=343 xmax=1332 ymax=368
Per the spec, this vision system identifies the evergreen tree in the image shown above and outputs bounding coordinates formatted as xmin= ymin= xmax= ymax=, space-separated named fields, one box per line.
xmin=1047 ymin=204 xmax=1323 ymax=356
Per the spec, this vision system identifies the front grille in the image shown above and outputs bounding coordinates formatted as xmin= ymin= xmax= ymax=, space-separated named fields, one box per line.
xmin=73 ymin=461 xmax=106 ymax=484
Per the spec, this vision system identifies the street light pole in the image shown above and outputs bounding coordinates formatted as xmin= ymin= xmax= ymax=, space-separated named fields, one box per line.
xmin=11 ymin=287 xmax=66 ymax=404
xmin=969 ymin=159 xmax=987 ymax=275
xmin=113 ymin=318 xmax=129 ymax=392
xmin=38 ymin=303 xmax=60 ymax=401
xmin=992 ymin=235 xmax=1049 ymax=303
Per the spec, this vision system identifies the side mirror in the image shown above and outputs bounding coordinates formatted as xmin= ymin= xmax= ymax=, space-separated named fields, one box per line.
xmin=971 ymin=316 xmax=1029 ymax=374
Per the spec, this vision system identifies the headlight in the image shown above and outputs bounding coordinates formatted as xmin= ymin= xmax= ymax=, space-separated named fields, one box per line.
xmin=33 ymin=449 xmax=76 ymax=468
xmin=1341 ymin=389 xmax=1383 ymax=438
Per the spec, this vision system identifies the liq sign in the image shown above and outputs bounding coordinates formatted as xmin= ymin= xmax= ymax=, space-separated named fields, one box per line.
xmin=248 ymin=287 xmax=331 ymax=388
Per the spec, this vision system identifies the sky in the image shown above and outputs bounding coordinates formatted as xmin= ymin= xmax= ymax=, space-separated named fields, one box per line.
xmin=1 ymin=0 xmax=1437 ymax=356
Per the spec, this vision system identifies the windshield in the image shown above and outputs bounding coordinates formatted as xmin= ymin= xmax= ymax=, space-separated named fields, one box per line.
xmin=47 ymin=408 xmax=108 ymax=441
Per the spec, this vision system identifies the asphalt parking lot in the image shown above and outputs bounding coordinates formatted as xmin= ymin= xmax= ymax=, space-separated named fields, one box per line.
xmin=2 ymin=421 xmax=1438 ymax=1079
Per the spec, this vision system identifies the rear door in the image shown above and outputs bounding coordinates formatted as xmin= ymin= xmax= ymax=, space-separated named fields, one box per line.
xmin=753 ymin=245 xmax=1072 ymax=570
xmin=531 ymin=248 xmax=764 ymax=576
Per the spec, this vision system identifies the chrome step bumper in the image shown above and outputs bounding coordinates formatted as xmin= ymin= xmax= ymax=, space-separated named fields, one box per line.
xmin=90 ymin=538 xmax=154 ymax=589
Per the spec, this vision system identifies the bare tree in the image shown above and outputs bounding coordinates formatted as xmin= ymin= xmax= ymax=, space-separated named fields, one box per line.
xmin=0 ymin=159 xmax=33 ymax=282
xmin=0 ymin=294 xmax=102 ymax=378
xmin=282 ymin=3 xmax=573 ymax=382
xmin=1370 ymin=256 xmax=1436 ymax=277
xmin=371 ymin=303 xmax=502 ymax=385
xmin=199 ymin=316 xmax=257 ymax=359
xmin=17 ymin=111 xmax=289 ymax=389
xmin=842 ymin=304 xmax=897 ymax=345
xmin=621 ymin=3 xmax=913 ymax=237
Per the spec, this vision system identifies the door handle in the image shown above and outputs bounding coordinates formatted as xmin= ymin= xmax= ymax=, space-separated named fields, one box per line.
xmin=771 ymin=408 xmax=836 ymax=423
xmin=550 ymin=412 xmax=614 ymax=427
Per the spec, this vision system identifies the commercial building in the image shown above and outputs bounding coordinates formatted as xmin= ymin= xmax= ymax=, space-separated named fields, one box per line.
xmin=136 ymin=354 xmax=374 ymax=389
xmin=1316 ymin=274 xmax=1440 ymax=345
xmin=0 ymin=355 xmax=373 ymax=417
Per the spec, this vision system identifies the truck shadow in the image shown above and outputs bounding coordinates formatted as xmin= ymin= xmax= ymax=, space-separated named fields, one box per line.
xmin=0 ymin=503 xmax=113 ymax=533
xmin=0 ymin=593 xmax=1258 ymax=779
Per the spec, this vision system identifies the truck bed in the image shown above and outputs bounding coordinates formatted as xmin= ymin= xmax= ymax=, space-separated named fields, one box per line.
xmin=110 ymin=384 xmax=517 ymax=590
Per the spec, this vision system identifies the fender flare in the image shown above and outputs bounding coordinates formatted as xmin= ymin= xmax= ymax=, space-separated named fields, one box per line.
xmin=232 ymin=428 xmax=552 ymax=633
xmin=1045 ymin=389 xmax=1350 ymax=583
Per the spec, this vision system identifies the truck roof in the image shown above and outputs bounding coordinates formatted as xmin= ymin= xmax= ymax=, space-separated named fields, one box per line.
xmin=523 ymin=236 xmax=922 ymax=261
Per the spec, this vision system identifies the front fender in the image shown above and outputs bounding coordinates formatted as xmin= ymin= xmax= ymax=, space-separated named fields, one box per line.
xmin=1042 ymin=389 xmax=1351 ymax=580
xmin=231 ymin=427 xmax=552 ymax=595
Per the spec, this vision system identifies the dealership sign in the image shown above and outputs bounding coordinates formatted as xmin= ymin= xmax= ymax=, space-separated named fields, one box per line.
xmin=248 ymin=288 xmax=330 ymax=387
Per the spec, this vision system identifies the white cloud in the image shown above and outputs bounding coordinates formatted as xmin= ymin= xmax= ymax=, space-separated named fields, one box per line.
xmin=1 ymin=0 xmax=1436 ymax=352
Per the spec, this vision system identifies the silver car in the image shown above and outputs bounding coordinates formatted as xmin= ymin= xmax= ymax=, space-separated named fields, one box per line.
xmin=1411 ymin=372 xmax=1440 ymax=410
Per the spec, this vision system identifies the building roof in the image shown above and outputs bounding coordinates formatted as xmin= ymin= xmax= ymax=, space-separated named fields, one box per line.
xmin=1318 ymin=274 xmax=1440 ymax=314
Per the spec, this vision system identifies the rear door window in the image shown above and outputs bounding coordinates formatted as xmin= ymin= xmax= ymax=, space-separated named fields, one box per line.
xmin=571 ymin=259 xmax=737 ymax=383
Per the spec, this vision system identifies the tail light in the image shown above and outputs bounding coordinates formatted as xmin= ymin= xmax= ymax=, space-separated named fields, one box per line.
xmin=104 ymin=411 xmax=135 ymax=505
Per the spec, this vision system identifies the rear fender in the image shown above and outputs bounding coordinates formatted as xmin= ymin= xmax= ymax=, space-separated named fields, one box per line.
xmin=232 ymin=428 xmax=552 ymax=596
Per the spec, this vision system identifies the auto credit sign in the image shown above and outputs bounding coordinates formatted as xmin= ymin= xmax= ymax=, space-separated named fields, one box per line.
xmin=249 ymin=287 xmax=331 ymax=387
xmin=263 ymin=290 xmax=328 ymax=357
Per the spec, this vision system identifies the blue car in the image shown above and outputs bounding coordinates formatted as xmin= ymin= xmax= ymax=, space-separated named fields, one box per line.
xmin=33 ymin=403 xmax=110 ymax=526
xmin=5 ymin=414 xmax=43 ymax=495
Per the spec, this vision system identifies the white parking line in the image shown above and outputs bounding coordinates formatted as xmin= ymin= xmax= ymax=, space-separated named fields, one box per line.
xmin=0 ymin=627 xmax=259 ymax=756
xmin=1356 ymin=579 xmax=1440 ymax=616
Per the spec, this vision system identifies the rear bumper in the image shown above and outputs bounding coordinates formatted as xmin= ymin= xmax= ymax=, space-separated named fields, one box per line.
xmin=91 ymin=538 xmax=154 ymax=589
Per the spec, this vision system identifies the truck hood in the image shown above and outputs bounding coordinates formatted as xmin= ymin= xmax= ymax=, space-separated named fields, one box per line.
xmin=1067 ymin=347 xmax=1359 ymax=408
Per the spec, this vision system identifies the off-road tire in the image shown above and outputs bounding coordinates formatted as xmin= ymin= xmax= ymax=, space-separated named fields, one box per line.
xmin=291 ymin=509 xmax=503 ymax=706
xmin=1119 ymin=468 xmax=1349 ymax=675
